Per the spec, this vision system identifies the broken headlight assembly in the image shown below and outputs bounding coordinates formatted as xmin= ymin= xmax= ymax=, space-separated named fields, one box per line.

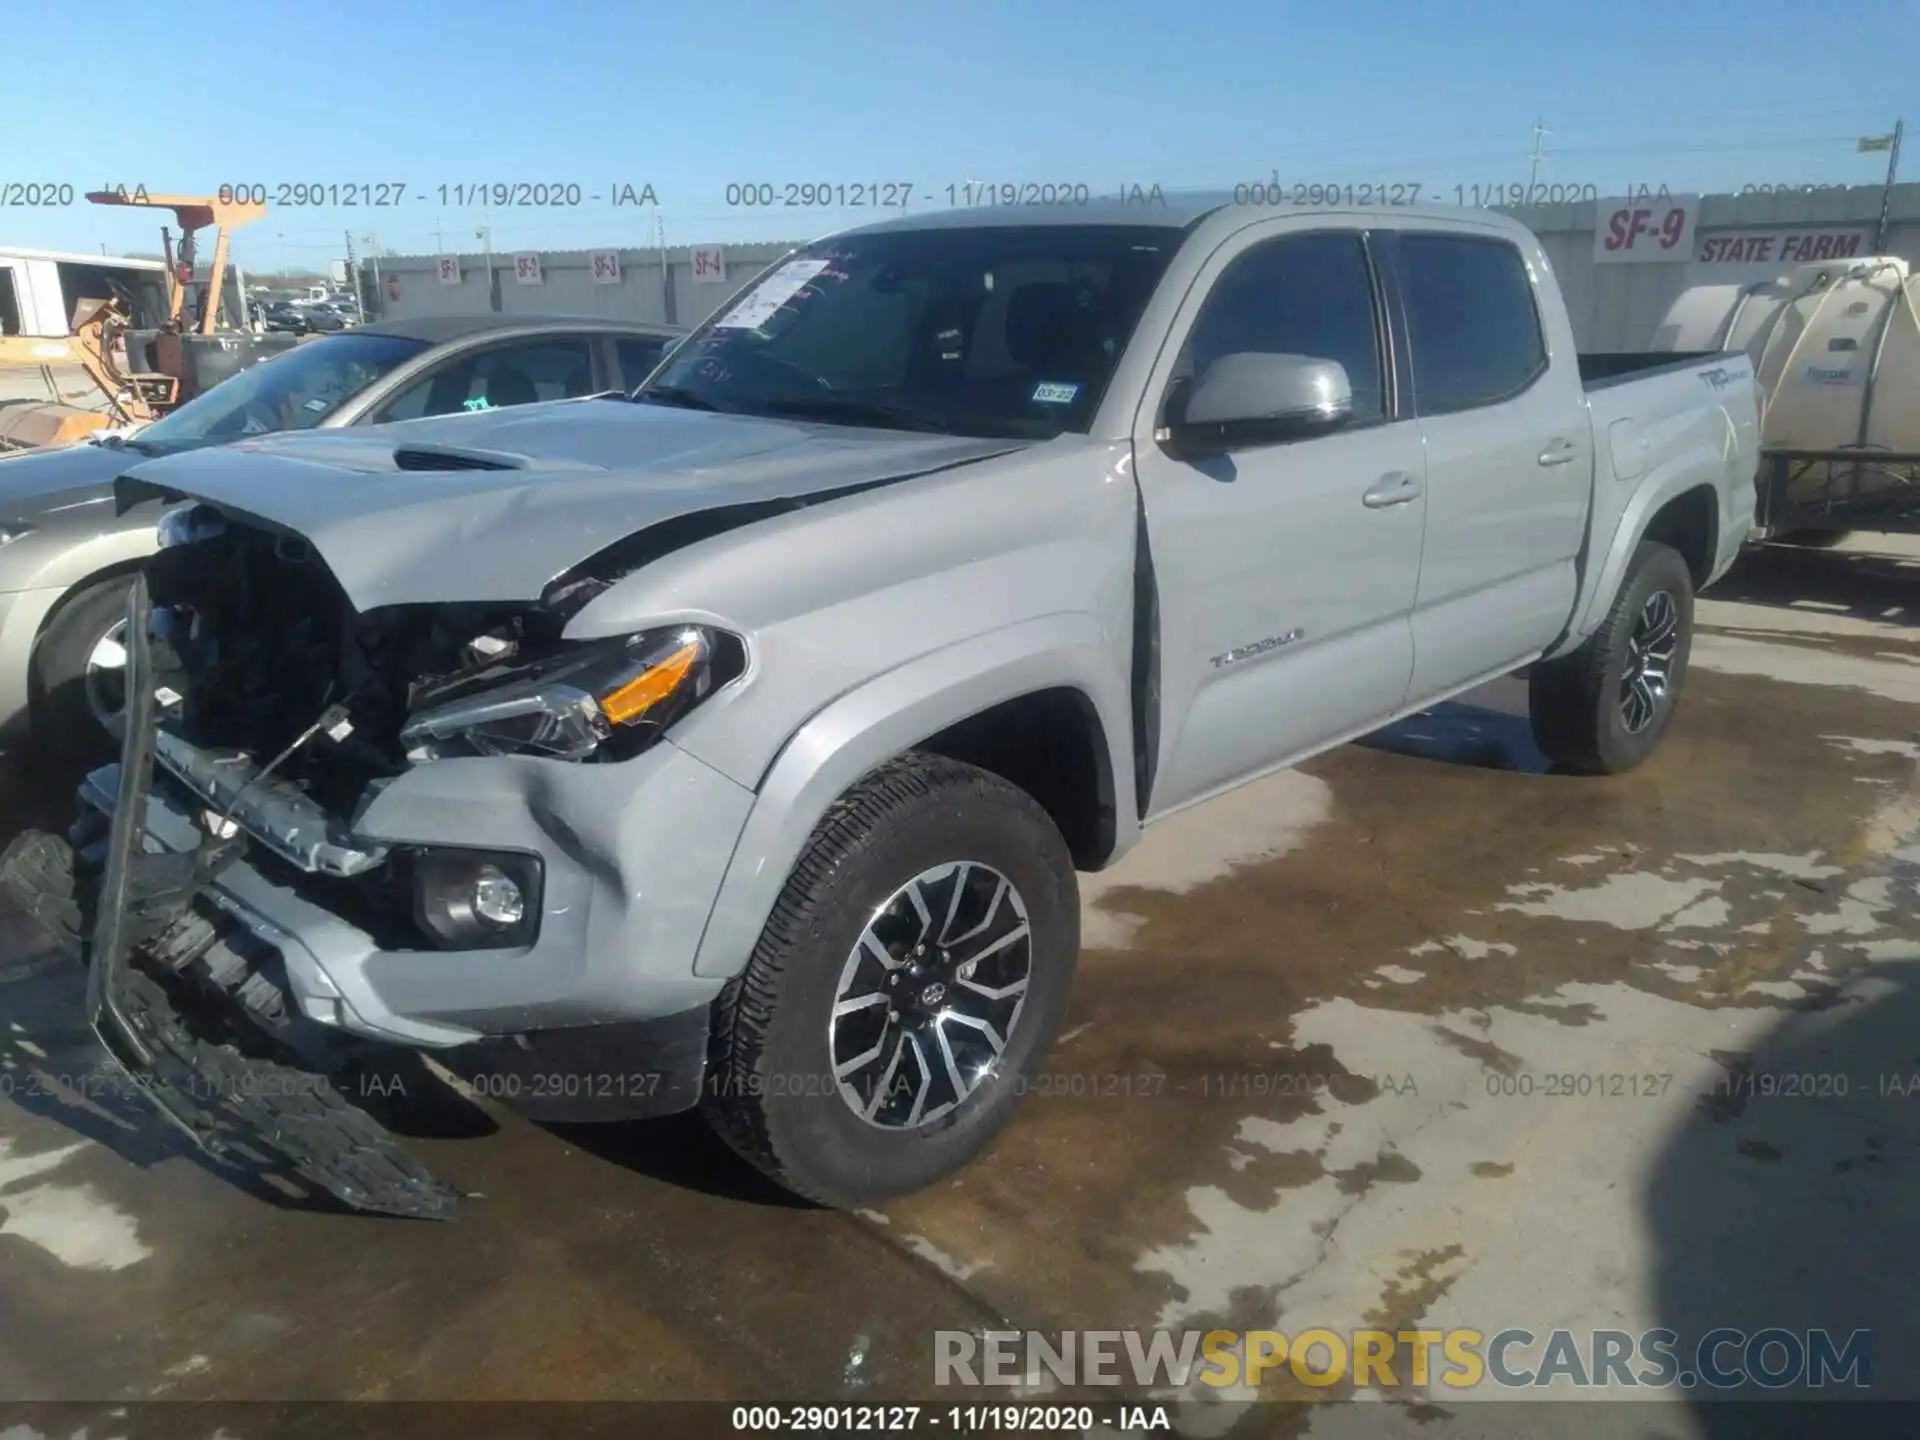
xmin=399 ymin=625 xmax=744 ymax=763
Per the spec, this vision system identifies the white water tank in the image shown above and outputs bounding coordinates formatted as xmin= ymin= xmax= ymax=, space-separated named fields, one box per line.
xmin=1652 ymin=256 xmax=1920 ymax=452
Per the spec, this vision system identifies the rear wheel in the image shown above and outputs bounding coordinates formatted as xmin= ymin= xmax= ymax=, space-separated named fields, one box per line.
xmin=703 ymin=752 xmax=1079 ymax=1207
xmin=29 ymin=574 xmax=135 ymax=763
xmin=1529 ymin=540 xmax=1694 ymax=775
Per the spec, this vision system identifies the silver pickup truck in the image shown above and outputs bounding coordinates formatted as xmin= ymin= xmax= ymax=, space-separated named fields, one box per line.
xmin=2 ymin=197 xmax=1760 ymax=1217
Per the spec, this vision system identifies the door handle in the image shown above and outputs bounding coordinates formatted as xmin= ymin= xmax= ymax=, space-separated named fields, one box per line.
xmin=1538 ymin=439 xmax=1579 ymax=466
xmin=1362 ymin=471 xmax=1423 ymax=508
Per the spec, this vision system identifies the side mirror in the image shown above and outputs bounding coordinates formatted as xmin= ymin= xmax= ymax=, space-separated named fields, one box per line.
xmin=1165 ymin=353 xmax=1354 ymax=455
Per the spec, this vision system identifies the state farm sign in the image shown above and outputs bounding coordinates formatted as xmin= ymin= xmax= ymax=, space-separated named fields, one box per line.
xmin=1693 ymin=227 xmax=1874 ymax=267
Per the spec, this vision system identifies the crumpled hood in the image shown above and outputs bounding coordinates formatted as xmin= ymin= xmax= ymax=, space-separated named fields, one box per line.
xmin=118 ymin=401 xmax=1029 ymax=611
xmin=0 ymin=439 xmax=128 ymax=516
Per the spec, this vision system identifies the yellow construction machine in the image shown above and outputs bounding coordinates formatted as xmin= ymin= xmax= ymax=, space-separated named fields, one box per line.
xmin=0 ymin=190 xmax=269 ymax=451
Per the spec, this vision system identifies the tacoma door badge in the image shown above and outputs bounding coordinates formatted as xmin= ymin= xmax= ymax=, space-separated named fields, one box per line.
xmin=1211 ymin=629 xmax=1305 ymax=668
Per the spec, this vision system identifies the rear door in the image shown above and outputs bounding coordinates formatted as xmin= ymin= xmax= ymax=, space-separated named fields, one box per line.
xmin=1383 ymin=227 xmax=1591 ymax=698
xmin=1131 ymin=223 xmax=1426 ymax=816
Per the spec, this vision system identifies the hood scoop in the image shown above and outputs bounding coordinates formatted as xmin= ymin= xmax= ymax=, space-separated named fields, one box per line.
xmin=391 ymin=446 xmax=526 ymax=472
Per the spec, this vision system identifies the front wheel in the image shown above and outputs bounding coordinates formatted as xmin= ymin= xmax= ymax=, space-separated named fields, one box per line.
xmin=28 ymin=574 xmax=135 ymax=763
xmin=702 ymin=752 xmax=1079 ymax=1207
xmin=1529 ymin=540 xmax=1695 ymax=775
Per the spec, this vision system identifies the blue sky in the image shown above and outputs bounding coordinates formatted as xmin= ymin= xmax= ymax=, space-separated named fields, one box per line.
xmin=4 ymin=0 xmax=1913 ymax=274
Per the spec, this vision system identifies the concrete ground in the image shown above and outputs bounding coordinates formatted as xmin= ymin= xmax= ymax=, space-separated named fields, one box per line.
xmin=1 ymin=537 xmax=1916 ymax=1437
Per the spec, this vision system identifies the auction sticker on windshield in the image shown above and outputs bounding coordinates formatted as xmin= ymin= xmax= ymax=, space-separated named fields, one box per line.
xmin=714 ymin=259 xmax=831 ymax=331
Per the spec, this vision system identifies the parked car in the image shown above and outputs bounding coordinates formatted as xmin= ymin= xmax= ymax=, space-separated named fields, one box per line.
xmin=0 ymin=314 xmax=681 ymax=757
xmin=299 ymin=305 xmax=348 ymax=333
xmin=259 ymin=301 xmax=308 ymax=334
xmin=3 ymin=198 xmax=1759 ymax=1219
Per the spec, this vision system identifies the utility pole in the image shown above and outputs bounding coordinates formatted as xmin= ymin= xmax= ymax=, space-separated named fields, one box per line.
xmin=361 ymin=232 xmax=382 ymax=315
xmin=1525 ymin=120 xmax=1551 ymax=197
xmin=477 ymin=225 xmax=496 ymax=311
xmin=1862 ymin=120 xmax=1904 ymax=251
xmin=343 ymin=230 xmax=366 ymax=322
xmin=655 ymin=209 xmax=672 ymax=325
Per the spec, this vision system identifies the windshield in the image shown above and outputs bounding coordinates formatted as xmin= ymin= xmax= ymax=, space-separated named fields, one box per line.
xmin=134 ymin=331 xmax=429 ymax=452
xmin=639 ymin=225 xmax=1177 ymax=439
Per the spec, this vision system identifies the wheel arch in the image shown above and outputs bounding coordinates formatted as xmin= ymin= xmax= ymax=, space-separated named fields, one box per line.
xmin=691 ymin=614 xmax=1137 ymax=981
xmin=1551 ymin=477 xmax=1720 ymax=659
xmin=29 ymin=557 xmax=144 ymax=663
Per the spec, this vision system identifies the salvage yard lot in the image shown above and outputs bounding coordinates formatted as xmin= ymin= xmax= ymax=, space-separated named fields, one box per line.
xmin=2 ymin=539 xmax=1917 ymax=1432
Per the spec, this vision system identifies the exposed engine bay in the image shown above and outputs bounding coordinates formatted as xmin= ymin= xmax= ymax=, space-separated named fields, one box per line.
xmin=146 ymin=510 xmax=569 ymax=819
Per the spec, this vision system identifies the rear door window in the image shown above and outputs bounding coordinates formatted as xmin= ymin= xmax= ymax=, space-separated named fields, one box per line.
xmin=1396 ymin=234 xmax=1548 ymax=414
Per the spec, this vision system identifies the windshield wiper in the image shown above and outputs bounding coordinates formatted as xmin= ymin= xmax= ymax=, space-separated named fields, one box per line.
xmin=637 ymin=385 xmax=723 ymax=412
xmin=748 ymin=397 xmax=955 ymax=434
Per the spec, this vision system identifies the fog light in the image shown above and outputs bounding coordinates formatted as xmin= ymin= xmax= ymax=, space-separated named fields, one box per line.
xmin=411 ymin=849 xmax=543 ymax=950
xmin=472 ymin=865 xmax=525 ymax=929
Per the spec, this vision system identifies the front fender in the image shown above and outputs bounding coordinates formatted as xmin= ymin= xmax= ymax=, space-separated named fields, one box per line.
xmin=690 ymin=611 xmax=1137 ymax=980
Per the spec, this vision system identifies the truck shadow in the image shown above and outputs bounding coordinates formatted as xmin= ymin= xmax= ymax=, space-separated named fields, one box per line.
xmin=1706 ymin=541 xmax=1920 ymax=629
xmin=548 ymin=1113 xmax=814 ymax=1209
xmin=1358 ymin=699 xmax=1553 ymax=774
xmin=1645 ymin=954 xmax=1920 ymax=1428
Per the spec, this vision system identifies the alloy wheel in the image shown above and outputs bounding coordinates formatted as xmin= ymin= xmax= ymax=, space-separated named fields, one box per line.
xmin=1620 ymin=589 xmax=1679 ymax=734
xmin=829 ymin=861 xmax=1032 ymax=1129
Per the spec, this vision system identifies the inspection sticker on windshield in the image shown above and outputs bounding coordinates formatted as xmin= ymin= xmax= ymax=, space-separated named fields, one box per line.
xmin=714 ymin=259 xmax=831 ymax=331
xmin=301 ymin=397 xmax=329 ymax=412
xmin=1031 ymin=381 xmax=1080 ymax=405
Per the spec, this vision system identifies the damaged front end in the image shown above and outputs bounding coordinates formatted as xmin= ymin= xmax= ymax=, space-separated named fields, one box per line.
xmin=1 ymin=569 xmax=463 ymax=1218
xmin=0 ymin=506 xmax=746 ymax=1219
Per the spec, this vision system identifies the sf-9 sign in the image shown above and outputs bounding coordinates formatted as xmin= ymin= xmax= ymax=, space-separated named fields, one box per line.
xmin=1594 ymin=194 xmax=1699 ymax=263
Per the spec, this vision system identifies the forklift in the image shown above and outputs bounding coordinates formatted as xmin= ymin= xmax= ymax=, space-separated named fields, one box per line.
xmin=0 ymin=190 xmax=293 ymax=451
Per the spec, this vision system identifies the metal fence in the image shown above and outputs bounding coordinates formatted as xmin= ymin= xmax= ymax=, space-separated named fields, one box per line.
xmin=359 ymin=241 xmax=803 ymax=328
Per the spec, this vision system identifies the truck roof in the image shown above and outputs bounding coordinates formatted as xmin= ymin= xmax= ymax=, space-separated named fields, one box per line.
xmin=0 ymin=247 xmax=169 ymax=271
xmin=838 ymin=192 xmax=1535 ymax=241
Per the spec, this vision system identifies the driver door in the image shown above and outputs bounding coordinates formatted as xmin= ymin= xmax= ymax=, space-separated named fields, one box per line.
xmin=1131 ymin=224 xmax=1426 ymax=816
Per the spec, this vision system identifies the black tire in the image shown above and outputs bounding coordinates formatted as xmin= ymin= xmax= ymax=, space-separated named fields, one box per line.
xmin=1529 ymin=540 xmax=1694 ymax=775
xmin=28 ymin=573 xmax=134 ymax=764
xmin=703 ymin=752 xmax=1079 ymax=1208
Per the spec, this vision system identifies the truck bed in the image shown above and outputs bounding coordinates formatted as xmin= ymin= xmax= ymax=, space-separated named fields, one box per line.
xmin=1577 ymin=351 xmax=1724 ymax=390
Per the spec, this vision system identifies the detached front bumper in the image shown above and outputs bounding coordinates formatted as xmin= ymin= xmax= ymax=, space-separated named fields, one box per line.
xmin=1 ymin=575 xmax=752 ymax=1217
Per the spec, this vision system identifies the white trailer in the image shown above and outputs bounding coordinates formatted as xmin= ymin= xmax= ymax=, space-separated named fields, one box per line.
xmin=1653 ymin=257 xmax=1920 ymax=535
